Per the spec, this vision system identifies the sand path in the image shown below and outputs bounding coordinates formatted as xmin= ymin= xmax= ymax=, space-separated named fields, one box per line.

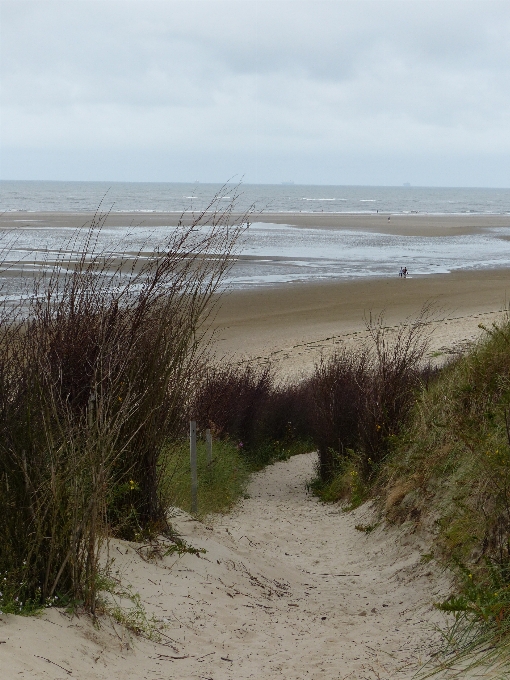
xmin=1 ymin=452 xmax=451 ymax=680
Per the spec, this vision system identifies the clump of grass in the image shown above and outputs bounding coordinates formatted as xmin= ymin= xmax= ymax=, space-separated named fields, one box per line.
xmin=160 ymin=437 xmax=250 ymax=518
xmin=95 ymin=569 xmax=163 ymax=641
xmin=417 ymin=558 xmax=510 ymax=677
xmin=0 ymin=580 xmax=48 ymax=616
xmin=355 ymin=522 xmax=379 ymax=533
xmin=357 ymin=310 xmax=433 ymax=480
xmin=308 ymin=455 xmax=367 ymax=508
xmin=0 ymin=189 xmax=249 ymax=614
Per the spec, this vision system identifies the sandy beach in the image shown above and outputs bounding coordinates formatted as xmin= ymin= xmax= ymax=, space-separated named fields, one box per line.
xmin=3 ymin=210 xmax=510 ymax=373
xmin=210 ymin=267 xmax=510 ymax=377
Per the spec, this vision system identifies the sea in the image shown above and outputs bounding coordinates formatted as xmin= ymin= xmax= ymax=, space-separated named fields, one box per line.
xmin=1 ymin=180 xmax=510 ymax=215
xmin=1 ymin=181 xmax=510 ymax=291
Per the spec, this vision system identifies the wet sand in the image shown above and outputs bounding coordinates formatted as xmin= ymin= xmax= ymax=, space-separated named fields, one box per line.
xmin=2 ymin=210 xmax=510 ymax=237
xmin=210 ymin=268 xmax=510 ymax=377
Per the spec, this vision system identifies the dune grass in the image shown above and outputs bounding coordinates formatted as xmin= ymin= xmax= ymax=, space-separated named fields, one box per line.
xmin=378 ymin=318 xmax=510 ymax=676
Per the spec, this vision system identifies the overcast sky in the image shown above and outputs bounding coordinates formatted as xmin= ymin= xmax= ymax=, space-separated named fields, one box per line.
xmin=1 ymin=0 xmax=510 ymax=186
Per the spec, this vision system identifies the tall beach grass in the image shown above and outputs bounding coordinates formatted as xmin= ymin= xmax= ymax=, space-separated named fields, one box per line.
xmin=0 ymin=191 xmax=248 ymax=613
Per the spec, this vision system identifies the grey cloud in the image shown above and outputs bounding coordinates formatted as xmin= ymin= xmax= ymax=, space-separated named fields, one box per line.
xmin=1 ymin=0 xmax=510 ymax=184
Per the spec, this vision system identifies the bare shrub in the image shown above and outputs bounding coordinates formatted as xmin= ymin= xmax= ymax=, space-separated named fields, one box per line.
xmin=190 ymin=309 xmax=432 ymax=487
xmin=193 ymin=362 xmax=274 ymax=446
xmin=192 ymin=361 xmax=313 ymax=467
xmin=303 ymin=308 xmax=433 ymax=487
xmin=301 ymin=349 xmax=370 ymax=482
xmin=357 ymin=310 xmax=432 ymax=480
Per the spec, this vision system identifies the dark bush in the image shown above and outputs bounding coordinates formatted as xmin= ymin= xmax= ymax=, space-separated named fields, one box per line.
xmin=192 ymin=310 xmax=432 ymax=486
xmin=300 ymin=349 xmax=370 ymax=482
xmin=193 ymin=362 xmax=273 ymax=447
xmin=357 ymin=312 xmax=432 ymax=480
xmin=193 ymin=362 xmax=313 ymax=467
xmin=0 ymin=193 xmax=247 ymax=612
xmin=293 ymin=310 xmax=433 ymax=485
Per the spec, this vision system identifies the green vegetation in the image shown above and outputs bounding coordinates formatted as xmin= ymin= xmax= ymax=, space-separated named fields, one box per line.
xmin=160 ymin=438 xmax=250 ymax=518
xmin=302 ymin=310 xmax=434 ymax=510
xmin=379 ymin=320 xmax=510 ymax=676
xmin=308 ymin=455 xmax=368 ymax=509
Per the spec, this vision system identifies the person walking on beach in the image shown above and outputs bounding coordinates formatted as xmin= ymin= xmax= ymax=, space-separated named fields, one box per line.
xmin=403 ymin=266 xmax=408 ymax=278
xmin=399 ymin=267 xmax=403 ymax=277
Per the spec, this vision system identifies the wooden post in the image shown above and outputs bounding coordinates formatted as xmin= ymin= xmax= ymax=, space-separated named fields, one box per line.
xmin=206 ymin=428 xmax=212 ymax=464
xmin=190 ymin=420 xmax=198 ymax=513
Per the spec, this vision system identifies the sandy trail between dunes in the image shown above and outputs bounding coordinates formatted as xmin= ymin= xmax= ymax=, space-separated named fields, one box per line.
xmin=1 ymin=453 xmax=452 ymax=680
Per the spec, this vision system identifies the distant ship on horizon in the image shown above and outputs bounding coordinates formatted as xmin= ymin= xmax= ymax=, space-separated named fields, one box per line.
xmin=281 ymin=180 xmax=295 ymax=186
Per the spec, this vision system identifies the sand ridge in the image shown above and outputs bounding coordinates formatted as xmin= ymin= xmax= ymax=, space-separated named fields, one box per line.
xmin=3 ymin=211 xmax=510 ymax=237
xmin=1 ymin=453 xmax=451 ymax=679
xmin=219 ymin=308 xmax=506 ymax=379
